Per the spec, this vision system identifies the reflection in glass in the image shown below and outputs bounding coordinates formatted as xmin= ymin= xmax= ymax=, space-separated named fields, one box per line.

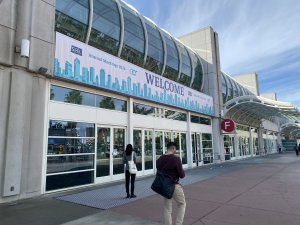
xmin=178 ymin=44 xmax=192 ymax=86
xmin=120 ymin=6 xmax=145 ymax=67
xmin=50 ymin=85 xmax=127 ymax=112
xmin=144 ymin=130 xmax=153 ymax=170
xmin=55 ymin=0 xmax=89 ymax=42
xmin=144 ymin=21 xmax=164 ymax=74
xmin=173 ymin=132 xmax=180 ymax=157
xmin=113 ymin=128 xmax=125 ymax=175
xmin=165 ymin=110 xmax=187 ymax=121
xmin=48 ymin=120 xmax=95 ymax=137
xmin=164 ymin=131 xmax=171 ymax=153
xmin=96 ymin=96 xmax=127 ymax=112
xmin=97 ymin=127 xmax=111 ymax=177
xmin=191 ymin=55 xmax=203 ymax=91
xmin=162 ymin=33 xmax=179 ymax=81
xmin=89 ymin=0 xmax=121 ymax=55
xmin=181 ymin=133 xmax=187 ymax=164
xmin=133 ymin=130 xmax=142 ymax=171
xmin=155 ymin=131 xmax=163 ymax=160
xmin=47 ymin=155 xmax=94 ymax=174
xmin=202 ymin=133 xmax=213 ymax=164
xmin=133 ymin=102 xmax=155 ymax=116
xmin=46 ymin=171 xmax=93 ymax=191
xmin=48 ymin=138 xmax=95 ymax=155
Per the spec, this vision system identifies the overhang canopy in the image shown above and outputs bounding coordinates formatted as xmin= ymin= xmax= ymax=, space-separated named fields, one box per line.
xmin=223 ymin=95 xmax=300 ymax=127
xmin=281 ymin=123 xmax=300 ymax=139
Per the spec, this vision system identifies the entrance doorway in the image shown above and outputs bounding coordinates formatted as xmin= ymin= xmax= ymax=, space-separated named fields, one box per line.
xmin=192 ymin=133 xmax=202 ymax=166
xmin=223 ymin=135 xmax=235 ymax=160
xmin=96 ymin=126 xmax=126 ymax=182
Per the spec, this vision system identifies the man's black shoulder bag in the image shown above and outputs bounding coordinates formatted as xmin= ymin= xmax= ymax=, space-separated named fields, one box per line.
xmin=151 ymin=170 xmax=176 ymax=199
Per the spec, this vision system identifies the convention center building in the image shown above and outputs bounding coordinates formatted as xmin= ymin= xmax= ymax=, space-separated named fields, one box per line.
xmin=0 ymin=0 xmax=299 ymax=203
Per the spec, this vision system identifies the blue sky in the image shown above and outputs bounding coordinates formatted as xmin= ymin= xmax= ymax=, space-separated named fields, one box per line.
xmin=124 ymin=0 xmax=300 ymax=109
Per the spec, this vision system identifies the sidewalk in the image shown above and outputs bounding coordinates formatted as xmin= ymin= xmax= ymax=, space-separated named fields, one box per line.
xmin=1 ymin=153 xmax=300 ymax=225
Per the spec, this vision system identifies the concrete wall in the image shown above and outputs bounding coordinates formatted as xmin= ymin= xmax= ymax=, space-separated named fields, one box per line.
xmin=179 ymin=27 xmax=224 ymax=161
xmin=233 ymin=73 xmax=259 ymax=95
xmin=0 ymin=0 xmax=55 ymax=202
xmin=0 ymin=68 xmax=48 ymax=203
xmin=261 ymin=92 xmax=277 ymax=101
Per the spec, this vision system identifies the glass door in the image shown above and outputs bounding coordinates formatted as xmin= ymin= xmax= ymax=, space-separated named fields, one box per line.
xmin=113 ymin=128 xmax=126 ymax=176
xmin=96 ymin=127 xmax=111 ymax=180
xmin=144 ymin=129 xmax=154 ymax=175
xmin=192 ymin=133 xmax=202 ymax=166
xmin=133 ymin=129 xmax=143 ymax=172
xmin=96 ymin=126 xmax=126 ymax=182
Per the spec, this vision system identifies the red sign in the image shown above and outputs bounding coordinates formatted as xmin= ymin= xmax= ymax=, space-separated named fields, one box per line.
xmin=221 ymin=119 xmax=235 ymax=133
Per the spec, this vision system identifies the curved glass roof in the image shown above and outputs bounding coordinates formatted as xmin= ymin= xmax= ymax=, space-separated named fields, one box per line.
xmin=221 ymin=72 xmax=255 ymax=104
xmin=54 ymin=0 xmax=204 ymax=92
xmin=88 ymin=0 xmax=121 ymax=55
xmin=119 ymin=1 xmax=145 ymax=67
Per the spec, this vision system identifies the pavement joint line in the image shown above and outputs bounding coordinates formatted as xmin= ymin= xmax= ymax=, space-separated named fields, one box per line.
xmin=180 ymin=155 xmax=296 ymax=225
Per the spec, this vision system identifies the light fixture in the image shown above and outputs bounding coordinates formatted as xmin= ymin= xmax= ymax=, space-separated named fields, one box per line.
xmin=38 ymin=67 xmax=48 ymax=74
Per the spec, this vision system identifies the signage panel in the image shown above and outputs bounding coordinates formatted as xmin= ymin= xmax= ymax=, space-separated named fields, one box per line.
xmin=54 ymin=32 xmax=214 ymax=116
xmin=221 ymin=119 xmax=235 ymax=133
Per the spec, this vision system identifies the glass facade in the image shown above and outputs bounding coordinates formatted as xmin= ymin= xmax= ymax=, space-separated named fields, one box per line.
xmin=191 ymin=53 xmax=204 ymax=91
xmin=50 ymin=85 xmax=127 ymax=112
xmin=88 ymin=0 xmax=121 ymax=56
xmin=221 ymin=73 xmax=255 ymax=103
xmin=162 ymin=33 xmax=180 ymax=81
xmin=55 ymin=0 xmax=205 ymax=92
xmin=177 ymin=43 xmax=192 ymax=86
xmin=120 ymin=4 xmax=145 ymax=67
xmin=202 ymin=133 xmax=213 ymax=164
xmin=47 ymin=120 xmax=95 ymax=191
xmin=55 ymin=0 xmax=89 ymax=42
xmin=144 ymin=20 xmax=164 ymax=74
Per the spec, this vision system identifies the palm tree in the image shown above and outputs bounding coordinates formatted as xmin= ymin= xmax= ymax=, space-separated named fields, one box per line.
xmin=99 ymin=97 xmax=115 ymax=109
xmin=64 ymin=90 xmax=82 ymax=104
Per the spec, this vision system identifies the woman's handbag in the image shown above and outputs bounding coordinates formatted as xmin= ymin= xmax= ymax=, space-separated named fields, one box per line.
xmin=151 ymin=171 xmax=176 ymax=199
xmin=128 ymin=151 xmax=137 ymax=174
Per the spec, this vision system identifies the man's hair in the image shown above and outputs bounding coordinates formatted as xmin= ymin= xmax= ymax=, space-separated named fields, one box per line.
xmin=167 ymin=141 xmax=177 ymax=150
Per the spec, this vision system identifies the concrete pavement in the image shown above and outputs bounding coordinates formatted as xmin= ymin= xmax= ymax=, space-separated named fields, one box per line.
xmin=1 ymin=153 xmax=300 ymax=225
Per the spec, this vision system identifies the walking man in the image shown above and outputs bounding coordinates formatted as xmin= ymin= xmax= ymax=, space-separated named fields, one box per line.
xmin=156 ymin=142 xmax=186 ymax=225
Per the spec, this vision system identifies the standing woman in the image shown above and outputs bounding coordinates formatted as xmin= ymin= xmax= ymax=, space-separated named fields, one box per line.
xmin=123 ymin=144 xmax=137 ymax=198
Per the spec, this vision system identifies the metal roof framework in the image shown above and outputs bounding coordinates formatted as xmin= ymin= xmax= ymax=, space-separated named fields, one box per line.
xmin=281 ymin=123 xmax=300 ymax=139
xmin=223 ymin=95 xmax=300 ymax=128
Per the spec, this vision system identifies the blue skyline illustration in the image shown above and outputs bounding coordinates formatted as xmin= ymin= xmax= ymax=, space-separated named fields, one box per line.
xmin=54 ymin=57 xmax=214 ymax=116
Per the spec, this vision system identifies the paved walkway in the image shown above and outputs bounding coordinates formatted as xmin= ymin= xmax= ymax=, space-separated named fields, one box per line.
xmin=1 ymin=153 xmax=300 ymax=225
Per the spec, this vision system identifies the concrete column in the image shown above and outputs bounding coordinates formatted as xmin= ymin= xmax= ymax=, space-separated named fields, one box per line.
xmin=212 ymin=118 xmax=223 ymax=162
xmin=128 ymin=97 xmax=133 ymax=145
xmin=258 ymin=127 xmax=264 ymax=155
xmin=2 ymin=70 xmax=32 ymax=197
xmin=14 ymin=0 xmax=32 ymax=67
xmin=249 ymin=127 xmax=254 ymax=157
xmin=186 ymin=112 xmax=193 ymax=168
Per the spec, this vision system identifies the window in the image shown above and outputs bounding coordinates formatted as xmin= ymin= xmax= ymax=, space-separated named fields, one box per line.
xmin=191 ymin=115 xmax=211 ymax=125
xmin=144 ymin=21 xmax=164 ymax=74
xmin=177 ymin=43 xmax=192 ymax=87
xmin=50 ymin=85 xmax=127 ymax=112
xmin=133 ymin=102 xmax=155 ymax=116
xmin=202 ymin=133 xmax=213 ymax=164
xmin=120 ymin=5 xmax=145 ymax=67
xmin=96 ymin=95 xmax=127 ymax=112
xmin=88 ymin=0 xmax=121 ymax=55
xmin=191 ymin=54 xmax=203 ymax=91
xmin=162 ymin=33 xmax=179 ymax=81
xmin=46 ymin=120 xmax=95 ymax=191
xmin=165 ymin=110 xmax=187 ymax=121
xmin=55 ymin=0 xmax=89 ymax=42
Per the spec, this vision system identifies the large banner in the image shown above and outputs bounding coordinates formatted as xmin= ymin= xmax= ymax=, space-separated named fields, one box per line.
xmin=54 ymin=32 xmax=214 ymax=116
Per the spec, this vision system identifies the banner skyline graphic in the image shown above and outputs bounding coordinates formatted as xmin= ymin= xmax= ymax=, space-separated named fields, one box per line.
xmin=54 ymin=32 xmax=214 ymax=116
